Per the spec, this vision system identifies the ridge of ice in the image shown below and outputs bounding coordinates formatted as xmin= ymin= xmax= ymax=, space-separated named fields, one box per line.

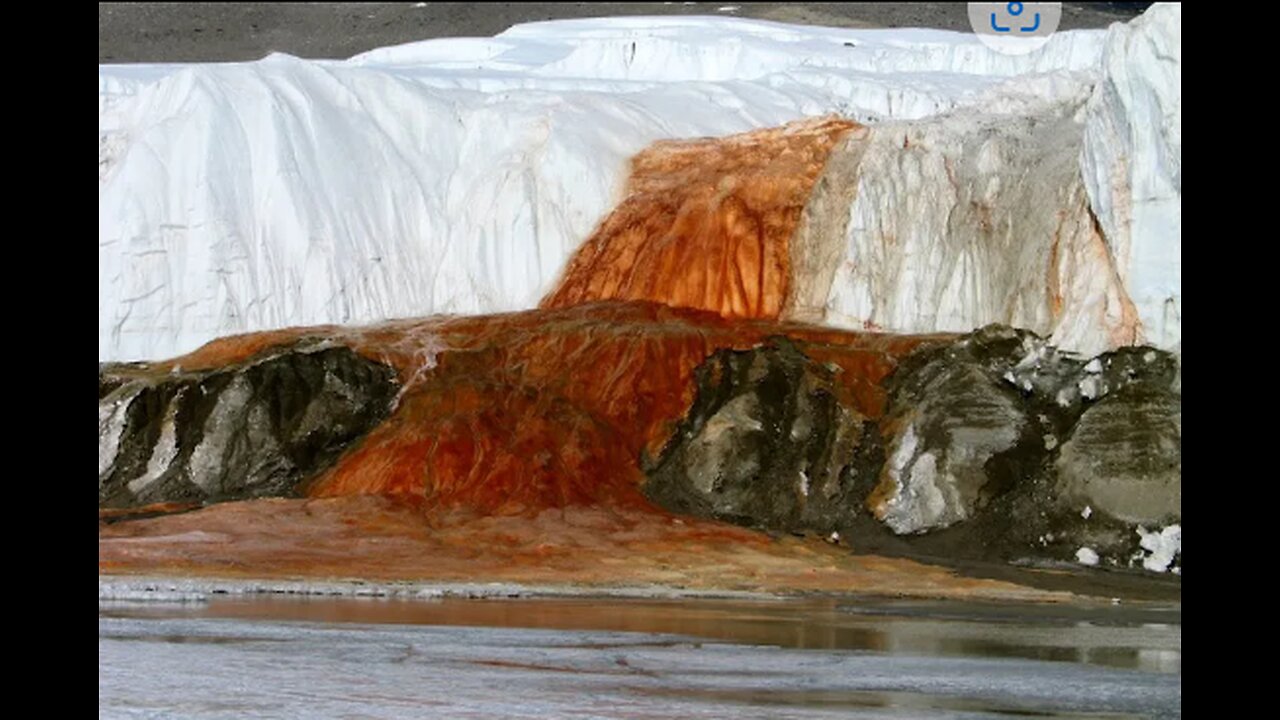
xmin=1081 ymin=4 xmax=1181 ymax=349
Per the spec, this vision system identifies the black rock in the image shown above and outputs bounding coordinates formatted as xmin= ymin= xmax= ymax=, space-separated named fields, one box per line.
xmin=1055 ymin=383 xmax=1181 ymax=525
xmin=98 ymin=342 xmax=398 ymax=508
xmin=643 ymin=324 xmax=1182 ymax=573
xmin=643 ymin=337 xmax=867 ymax=533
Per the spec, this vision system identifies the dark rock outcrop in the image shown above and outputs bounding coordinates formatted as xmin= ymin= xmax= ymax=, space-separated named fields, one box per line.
xmin=98 ymin=343 xmax=398 ymax=509
xmin=643 ymin=324 xmax=1181 ymax=572
xmin=866 ymin=327 xmax=1045 ymax=534
xmin=1056 ymin=384 xmax=1181 ymax=524
xmin=643 ymin=338 xmax=867 ymax=532
xmin=868 ymin=326 xmax=1181 ymax=537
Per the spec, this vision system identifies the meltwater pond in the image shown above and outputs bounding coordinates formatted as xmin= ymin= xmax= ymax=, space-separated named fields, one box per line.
xmin=99 ymin=595 xmax=1180 ymax=719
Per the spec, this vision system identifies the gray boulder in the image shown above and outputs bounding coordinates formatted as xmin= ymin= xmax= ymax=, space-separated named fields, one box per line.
xmin=867 ymin=327 xmax=1043 ymax=534
xmin=1056 ymin=384 xmax=1181 ymax=525
xmin=99 ymin=342 xmax=398 ymax=508
xmin=643 ymin=338 xmax=866 ymax=532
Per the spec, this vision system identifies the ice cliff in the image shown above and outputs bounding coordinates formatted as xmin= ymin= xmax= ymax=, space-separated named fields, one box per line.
xmin=99 ymin=5 xmax=1180 ymax=361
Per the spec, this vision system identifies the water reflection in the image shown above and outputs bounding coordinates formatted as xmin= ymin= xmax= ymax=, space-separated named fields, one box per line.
xmin=631 ymin=686 xmax=1147 ymax=718
xmin=103 ymin=595 xmax=1180 ymax=674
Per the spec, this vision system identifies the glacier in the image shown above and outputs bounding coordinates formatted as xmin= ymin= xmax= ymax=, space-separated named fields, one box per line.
xmin=99 ymin=6 xmax=1181 ymax=361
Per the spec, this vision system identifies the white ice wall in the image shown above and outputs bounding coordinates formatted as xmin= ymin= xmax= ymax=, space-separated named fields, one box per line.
xmin=1080 ymin=3 xmax=1181 ymax=349
xmin=99 ymin=10 xmax=1179 ymax=361
xmin=820 ymin=82 xmax=1143 ymax=357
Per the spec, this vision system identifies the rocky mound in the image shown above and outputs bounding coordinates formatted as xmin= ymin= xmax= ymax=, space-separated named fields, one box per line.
xmin=98 ymin=307 xmax=1180 ymax=575
xmin=99 ymin=303 xmax=935 ymax=515
xmin=643 ymin=337 xmax=868 ymax=532
xmin=99 ymin=344 xmax=397 ymax=509
xmin=645 ymin=325 xmax=1181 ymax=572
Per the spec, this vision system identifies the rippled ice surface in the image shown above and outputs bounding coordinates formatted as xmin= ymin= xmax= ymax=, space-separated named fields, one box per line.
xmin=99 ymin=598 xmax=1180 ymax=719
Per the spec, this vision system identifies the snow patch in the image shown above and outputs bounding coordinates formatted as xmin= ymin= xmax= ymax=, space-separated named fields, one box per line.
xmin=1136 ymin=524 xmax=1180 ymax=573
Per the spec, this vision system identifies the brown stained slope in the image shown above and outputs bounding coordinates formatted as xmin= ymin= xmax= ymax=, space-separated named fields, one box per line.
xmin=99 ymin=496 xmax=1066 ymax=602
xmin=542 ymin=117 xmax=859 ymax=319
xmin=143 ymin=302 xmax=944 ymax=516
xmin=310 ymin=303 xmax=941 ymax=514
xmin=110 ymin=306 xmax=1079 ymax=602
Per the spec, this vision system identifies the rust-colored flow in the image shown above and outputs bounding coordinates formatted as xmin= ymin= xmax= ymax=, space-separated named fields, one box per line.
xmin=161 ymin=302 xmax=941 ymax=516
xmin=542 ymin=117 xmax=859 ymax=319
xmin=310 ymin=303 xmax=936 ymax=515
xmin=102 ymin=118 xmax=1076 ymax=602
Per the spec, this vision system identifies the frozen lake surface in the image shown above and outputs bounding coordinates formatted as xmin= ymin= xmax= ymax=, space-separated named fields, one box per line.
xmin=99 ymin=596 xmax=1179 ymax=718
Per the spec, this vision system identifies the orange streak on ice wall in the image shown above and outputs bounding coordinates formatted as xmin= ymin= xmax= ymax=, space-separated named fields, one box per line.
xmin=543 ymin=117 xmax=859 ymax=319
